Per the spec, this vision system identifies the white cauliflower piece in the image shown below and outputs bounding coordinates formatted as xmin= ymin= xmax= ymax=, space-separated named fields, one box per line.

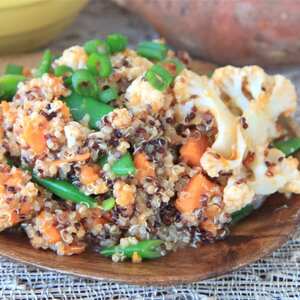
xmin=212 ymin=65 xmax=297 ymax=148
xmin=125 ymin=75 xmax=172 ymax=115
xmin=64 ymin=121 xmax=90 ymax=150
xmin=223 ymin=177 xmax=255 ymax=214
xmin=52 ymin=46 xmax=87 ymax=70
xmin=111 ymin=49 xmax=153 ymax=81
xmin=107 ymin=108 xmax=132 ymax=129
xmin=249 ymin=146 xmax=300 ymax=195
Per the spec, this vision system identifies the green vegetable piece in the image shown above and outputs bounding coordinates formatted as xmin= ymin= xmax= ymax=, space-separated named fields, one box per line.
xmin=72 ymin=69 xmax=99 ymax=98
xmin=36 ymin=49 xmax=52 ymax=77
xmin=31 ymin=174 xmax=97 ymax=208
xmin=99 ymin=86 xmax=118 ymax=103
xmin=5 ymin=64 xmax=23 ymax=75
xmin=84 ymin=39 xmax=109 ymax=55
xmin=66 ymin=92 xmax=113 ymax=129
xmin=101 ymin=197 xmax=116 ymax=211
xmin=137 ymin=41 xmax=168 ymax=61
xmin=106 ymin=33 xmax=128 ymax=54
xmin=54 ymin=65 xmax=73 ymax=86
xmin=111 ymin=152 xmax=136 ymax=176
xmin=0 ymin=74 xmax=26 ymax=100
xmin=273 ymin=137 xmax=300 ymax=156
xmin=98 ymin=155 xmax=108 ymax=167
xmin=87 ymin=53 xmax=112 ymax=78
xmin=207 ymin=70 xmax=214 ymax=78
xmin=145 ymin=64 xmax=173 ymax=92
xmin=230 ymin=204 xmax=254 ymax=225
xmin=100 ymin=239 xmax=163 ymax=259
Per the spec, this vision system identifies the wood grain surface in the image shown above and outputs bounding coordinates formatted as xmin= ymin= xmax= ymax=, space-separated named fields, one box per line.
xmin=0 ymin=53 xmax=299 ymax=285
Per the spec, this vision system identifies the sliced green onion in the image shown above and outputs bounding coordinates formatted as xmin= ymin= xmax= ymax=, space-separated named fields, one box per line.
xmin=84 ymin=39 xmax=109 ymax=55
xmin=36 ymin=49 xmax=52 ymax=77
xmin=0 ymin=74 xmax=26 ymax=100
xmin=161 ymin=58 xmax=184 ymax=76
xmin=106 ymin=33 xmax=128 ymax=54
xmin=273 ymin=137 xmax=300 ymax=156
xmin=145 ymin=64 xmax=173 ymax=91
xmin=87 ymin=53 xmax=112 ymax=78
xmin=137 ymin=41 xmax=168 ymax=61
xmin=230 ymin=204 xmax=254 ymax=225
xmin=99 ymin=86 xmax=118 ymax=103
xmin=101 ymin=197 xmax=116 ymax=211
xmin=54 ymin=65 xmax=73 ymax=86
xmin=5 ymin=64 xmax=23 ymax=75
xmin=71 ymin=69 xmax=99 ymax=98
xmin=111 ymin=152 xmax=136 ymax=176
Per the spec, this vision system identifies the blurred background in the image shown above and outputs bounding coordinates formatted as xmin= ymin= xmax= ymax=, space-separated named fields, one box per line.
xmin=2 ymin=0 xmax=300 ymax=67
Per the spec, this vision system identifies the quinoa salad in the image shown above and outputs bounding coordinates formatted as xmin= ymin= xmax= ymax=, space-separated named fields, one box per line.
xmin=1 ymin=34 xmax=300 ymax=263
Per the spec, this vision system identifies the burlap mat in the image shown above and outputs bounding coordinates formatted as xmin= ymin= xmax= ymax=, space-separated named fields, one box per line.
xmin=1 ymin=1 xmax=300 ymax=298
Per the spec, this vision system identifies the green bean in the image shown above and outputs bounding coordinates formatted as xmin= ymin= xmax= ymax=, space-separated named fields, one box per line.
xmin=66 ymin=92 xmax=113 ymax=129
xmin=0 ymin=74 xmax=26 ymax=100
xmin=36 ymin=49 xmax=52 ymax=77
xmin=84 ymin=39 xmax=109 ymax=55
xmin=106 ymin=33 xmax=128 ymax=54
xmin=100 ymin=239 xmax=163 ymax=259
xmin=71 ymin=69 xmax=99 ymax=98
xmin=111 ymin=152 xmax=136 ymax=176
xmin=101 ymin=197 xmax=116 ymax=211
xmin=230 ymin=204 xmax=254 ymax=225
xmin=31 ymin=173 xmax=97 ymax=208
xmin=99 ymin=86 xmax=118 ymax=103
xmin=273 ymin=137 xmax=300 ymax=156
xmin=98 ymin=153 xmax=136 ymax=176
xmin=54 ymin=65 xmax=73 ymax=86
xmin=5 ymin=64 xmax=23 ymax=75
xmin=87 ymin=53 xmax=112 ymax=78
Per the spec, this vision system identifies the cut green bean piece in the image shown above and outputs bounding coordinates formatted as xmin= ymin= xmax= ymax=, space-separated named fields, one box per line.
xmin=273 ymin=137 xmax=300 ymax=156
xmin=100 ymin=239 xmax=163 ymax=259
xmin=31 ymin=173 xmax=97 ymax=208
xmin=99 ymin=86 xmax=118 ymax=103
xmin=101 ymin=197 xmax=116 ymax=211
xmin=111 ymin=152 xmax=136 ymax=176
xmin=36 ymin=49 xmax=52 ymax=77
xmin=5 ymin=64 xmax=23 ymax=75
xmin=72 ymin=69 xmax=99 ymax=98
xmin=106 ymin=33 xmax=128 ymax=54
xmin=66 ymin=92 xmax=113 ymax=129
xmin=230 ymin=204 xmax=254 ymax=225
xmin=84 ymin=39 xmax=109 ymax=55
xmin=137 ymin=41 xmax=168 ymax=61
xmin=87 ymin=53 xmax=112 ymax=78
xmin=0 ymin=74 xmax=26 ymax=100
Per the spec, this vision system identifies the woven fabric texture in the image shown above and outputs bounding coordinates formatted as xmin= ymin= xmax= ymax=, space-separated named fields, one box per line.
xmin=1 ymin=1 xmax=300 ymax=299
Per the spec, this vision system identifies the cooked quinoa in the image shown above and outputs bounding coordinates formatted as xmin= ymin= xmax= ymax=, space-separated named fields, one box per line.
xmin=1 ymin=35 xmax=300 ymax=261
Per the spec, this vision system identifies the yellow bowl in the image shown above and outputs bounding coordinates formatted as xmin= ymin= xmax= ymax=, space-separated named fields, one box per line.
xmin=0 ymin=0 xmax=88 ymax=54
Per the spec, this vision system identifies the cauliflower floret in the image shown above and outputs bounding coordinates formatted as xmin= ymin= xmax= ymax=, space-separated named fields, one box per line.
xmin=125 ymin=75 xmax=172 ymax=115
xmin=111 ymin=49 xmax=153 ymax=81
xmin=64 ymin=121 xmax=90 ymax=150
xmin=249 ymin=146 xmax=300 ymax=195
xmin=107 ymin=108 xmax=132 ymax=129
xmin=223 ymin=177 xmax=255 ymax=214
xmin=52 ymin=46 xmax=87 ymax=70
xmin=212 ymin=65 xmax=297 ymax=148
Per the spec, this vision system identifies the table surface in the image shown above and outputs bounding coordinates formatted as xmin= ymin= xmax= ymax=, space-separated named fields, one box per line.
xmin=1 ymin=1 xmax=300 ymax=299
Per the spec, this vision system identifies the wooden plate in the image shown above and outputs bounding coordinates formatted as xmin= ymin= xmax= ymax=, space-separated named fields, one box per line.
xmin=0 ymin=53 xmax=300 ymax=285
